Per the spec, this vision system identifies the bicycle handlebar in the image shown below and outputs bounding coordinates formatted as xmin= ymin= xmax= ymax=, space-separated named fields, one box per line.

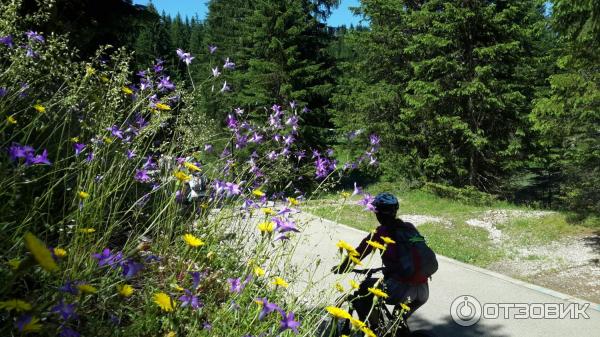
xmin=351 ymin=267 xmax=385 ymax=275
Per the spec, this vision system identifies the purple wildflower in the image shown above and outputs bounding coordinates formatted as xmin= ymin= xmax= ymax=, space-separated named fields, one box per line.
xmin=92 ymin=248 xmax=123 ymax=268
xmin=256 ymin=298 xmax=281 ymax=320
xmin=107 ymin=125 xmax=124 ymax=139
xmin=369 ymin=134 xmax=381 ymax=146
xmin=208 ymin=45 xmax=218 ymax=54
xmin=120 ymin=259 xmax=143 ymax=278
xmin=179 ymin=290 xmax=202 ymax=309
xmin=158 ymin=76 xmax=175 ymax=91
xmin=358 ymin=193 xmax=375 ymax=211
xmin=15 ymin=315 xmax=37 ymax=333
xmin=273 ymin=217 xmax=300 ymax=234
xmin=51 ymin=300 xmax=78 ymax=321
xmin=226 ymin=114 xmax=237 ymax=129
xmin=279 ymin=311 xmax=300 ymax=334
xmin=134 ymin=169 xmax=151 ymax=183
xmin=203 ymin=322 xmax=212 ymax=330
xmin=176 ymin=48 xmax=194 ymax=65
xmin=220 ymin=81 xmax=230 ymax=93
xmin=153 ymin=59 xmax=164 ymax=73
xmin=223 ymin=57 xmax=235 ymax=70
xmin=58 ymin=281 xmax=79 ymax=295
xmin=73 ymin=143 xmax=85 ymax=156
xmin=0 ymin=35 xmax=13 ymax=48
xmin=86 ymin=151 xmax=94 ymax=163
xmin=211 ymin=67 xmax=221 ymax=77
xmin=352 ymin=182 xmax=363 ymax=196
xmin=0 ymin=87 xmax=7 ymax=97
xmin=26 ymin=31 xmax=45 ymax=43
xmin=126 ymin=149 xmax=136 ymax=159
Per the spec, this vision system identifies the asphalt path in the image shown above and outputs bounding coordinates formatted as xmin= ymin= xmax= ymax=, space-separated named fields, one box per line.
xmin=285 ymin=212 xmax=600 ymax=337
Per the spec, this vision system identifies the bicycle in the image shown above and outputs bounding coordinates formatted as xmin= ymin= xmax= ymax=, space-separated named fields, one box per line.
xmin=319 ymin=267 xmax=436 ymax=337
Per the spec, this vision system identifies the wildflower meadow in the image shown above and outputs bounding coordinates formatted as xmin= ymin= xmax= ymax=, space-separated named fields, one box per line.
xmin=0 ymin=2 xmax=386 ymax=336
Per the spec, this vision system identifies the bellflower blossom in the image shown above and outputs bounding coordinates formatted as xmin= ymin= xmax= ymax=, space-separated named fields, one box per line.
xmin=73 ymin=143 xmax=85 ymax=156
xmin=211 ymin=67 xmax=221 ymax=77
xmin=358 ymin=194 xmax=375 ymax=212
xmin=179 ymin=290 xmax=202 ymax=309
xmin=25 ymin=31 xmax=45 ymax=43
xmin=176 ymin=48 xmax=194 ymax=65
xmin=0 ymin=35 xmax=13 ymax=47
xmin=256 ymin=298 xmax=281 ymax=320
xmin=158 ymin=76 xmax=175 ymax=91
xmin=208 ymin=45 xmax=218 ymax=54
xmin=223 ymin=57 xmax=235 ymax=70
xmin=279 ymin=311 xmax=300 ymax=334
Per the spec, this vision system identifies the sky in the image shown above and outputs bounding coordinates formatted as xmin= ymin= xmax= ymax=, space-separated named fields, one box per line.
xmin=132 ymin=0 xmax=364 ymax=27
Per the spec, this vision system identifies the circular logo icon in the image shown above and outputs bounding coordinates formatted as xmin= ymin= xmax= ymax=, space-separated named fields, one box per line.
xmin=450 ymin=295 xmax=482 ymax=326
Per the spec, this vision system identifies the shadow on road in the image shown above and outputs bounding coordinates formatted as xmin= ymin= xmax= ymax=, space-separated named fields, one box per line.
xmin=410 ymin=313 xmax=510 ymax=337
xmin=583 ymin=231 xmax=600 ymax=258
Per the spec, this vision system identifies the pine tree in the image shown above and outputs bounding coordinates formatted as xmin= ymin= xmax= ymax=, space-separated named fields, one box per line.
xmin=531 ymin=0 xmax=600 ymax=213
xmin=132 ymin=4 xmax=172 ymax=67
xmin=333 ymin=0 xmax=547 ymax=189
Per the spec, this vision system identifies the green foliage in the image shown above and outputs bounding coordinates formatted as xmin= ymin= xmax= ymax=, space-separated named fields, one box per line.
xmin=531 ymin=0 xmax=600 ymax=214
xmin=423 ymin=182 xmax=498 ymax=207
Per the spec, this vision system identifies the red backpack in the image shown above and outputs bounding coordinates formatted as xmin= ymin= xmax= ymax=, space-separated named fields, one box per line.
xmin=390 ymin=221 xmax=438 ymax=284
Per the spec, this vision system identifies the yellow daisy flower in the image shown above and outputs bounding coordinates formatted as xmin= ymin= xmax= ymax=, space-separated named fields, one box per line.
xmin=153 ymin=292 xmax=175 ymax=312
xmin=381 ymin=236 xmax=396 ymax=244
xmin=33 ymin=104 xmax=45 ymax=113
xmin=287 ymin=197 xmax=299 ymax=206
xmin=165 ymin=332 xmax=176 ymax=337
xmin=400 ymin=303 xmax=411 ymax=312
xmin=253 ymin=266 xmax=265 ymax=277
xmin=155 ymin=103 xmax=171 ymax=111
xmin=325 ymin=306 xmax=352 ymax=320
xmin=336 ymin=240 xmax=359 ymax=256
xmin=257 ymin=221 xmax=275 ymax=233
xmin=349 ymin=318 xmax=366 ymax=329
xmin=349 ymin=255 xmax=363 ymax=266
xmin=24 ymin=232 xmax=58 ymax=272
xmin=349 ymin=279 xmax=360 ymax=290
xmin=6 ymin=115 xmax=16 ymax=125
xmin=368 ymin=287 xmax=388 ymax=299
xmin=340 ymin=191 xmax=351 ymax=199
xmin=85 ymin=66 xmax=96 ymax=76
xmin=252 ymin=189 xmax=265 ymax=197
xmin=261 ymin=207 xmax=276 ymax=216
xmin=117 ymin=284 xmax=134 ymax=297
xmin=361 ymin=326 xmax=377 ymax=337
xmin=183 ymin=162 xmax=201 ymax=172
xmin=103 ymin=137 xmax=114 ymax=144
xmin=100 ymin=75 xmax=109 ymax=83
xmin=8 ymin=258 xmax=22 ymax=270
xmin=335 ymin=282 xmax=345 ymax=293
xmin=174 ymin=170 xmax=191 ymax=183
xmin=77 ymin=284 xmax=97 ymax=294
xmin=122 ymin=86 xmax=133 ymax=95
xmin=53 ymin=247 xmax=67 ymax=258
xmin=366 ymin=240 xmax=386 ymax=251
xmin=182 ymin=234 xmax=204 ymax=247
xmin=0 ymin=299 xmax=32 ymax=312
xmin=70 ymin=137 xmax=80 ymax=143
xmin=170 ymin=283 xmax=184 ymax=292
xmin=78 ymin=191 xmax=90 ymax=200
xmin=272 ymin=277 xmax=289 ymax=288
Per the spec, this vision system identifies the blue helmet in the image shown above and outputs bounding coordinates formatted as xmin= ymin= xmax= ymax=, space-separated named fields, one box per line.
xmin=372 ymin=192 xmax=399 ymax=215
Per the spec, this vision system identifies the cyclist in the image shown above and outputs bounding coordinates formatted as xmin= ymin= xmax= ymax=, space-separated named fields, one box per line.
xmin=333 ymin=192 xmax=430 ymax=328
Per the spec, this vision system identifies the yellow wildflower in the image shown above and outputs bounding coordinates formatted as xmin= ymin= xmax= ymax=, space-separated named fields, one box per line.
xmin=33 ymin=104 xmax=45 ymax=113
xmin=336 ymin=240 xmax=359 ymax=256
xmin=182 ymin=234 xmax=204 ymax=247
xmin=117 ymin=284 xmax=134 ymax=297
xmin=77 ymin=284 xmax=97 ymax=294
xmin=261 ymin=207 xmax=276 ymax=216
xmin=325 ymin=306 xmax=352 ymax=320
xmin=361 ymin=326 xmax=377 ymax=337
xmin=8 ymin=258 xmax=21 ymax=270
xmin=20 ymin=316 xmax=42 ymax=333
xmin=174 ymin=170 xmax=191 ymax=183
xmin=349 ymin=255 xmax=363 ymax=266
xmin=287 ymin=197 xmax=299 ymax=206
xmin=153 ymin=292 xmax=175 ymax=312
xmin=340 ymin=191 xmax=351 ymax=199
xmin=165 ymin=332 xmax=176 ymax=337
xmin=272 ymin=277 xmax=289 ymax=288
xmin=122 ymin=86 xmax=133 ymax=95
xmin=335 ymin=282 xmax=345 ymax=293
xmin=53 ymin=247 xmax=67 ymax=258
xmin=78 ymin=191 xmax=90 ymax=199
xmin=183 ymin=162 xmax=201 ymax=172
xmin=78 ymin=228 xmax=96 ymax=234
xmin=349 ymin=318 xmax=366 ymax=329
xmin=257 ymin=221 xmax=275 ymax=233
xmin=24 ymin=232 xmax=58 ymax=272
xmin=253 ymin=266 xmax=265 ymax=277
xmin=349 ymin=279 xmax=360 ymax=290
xmin=100 ymin=75 xmax=109 ymax=83
xmin=366 ymin=240 xmax=386 ymax=251
xmin=400 ymin=303 xmax=411 ymax=312
xmin=368 ymin=287 xmax=388 ymax=299
xmin=103 ymin=137 xmax=114 ymax=144
xmin=0 ymin=299 xmax=32 ymax=312
xmin=381 ymin=236 xmax=396 ymax=244
xmin=70 ymin=137 xmax=80 ymax=143
xmin=155 ymin=103 xmax=171 ymax=111
xmin=252 ymin=189 xmax=265 ymax=197
xmin=6 ymin=115 xmax=17 ymax=125
xmin=85 ymin=66 xmax=96 ymax=76
xmin=207 ymin=251 xmax=215 ymax=259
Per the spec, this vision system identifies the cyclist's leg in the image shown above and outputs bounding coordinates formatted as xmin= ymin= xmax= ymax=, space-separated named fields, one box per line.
xmin=403 ymin=283 xmax=429 ymax=320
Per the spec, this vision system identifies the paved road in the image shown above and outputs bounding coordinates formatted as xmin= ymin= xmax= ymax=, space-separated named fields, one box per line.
xmin=285 ymin=212 xmax=600 ymax=337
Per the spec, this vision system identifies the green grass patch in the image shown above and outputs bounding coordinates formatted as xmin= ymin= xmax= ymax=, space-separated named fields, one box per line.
xmin=498 ymin=213 xmax=593 ymax=246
